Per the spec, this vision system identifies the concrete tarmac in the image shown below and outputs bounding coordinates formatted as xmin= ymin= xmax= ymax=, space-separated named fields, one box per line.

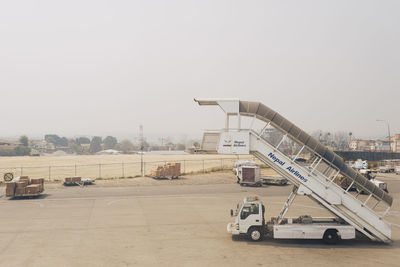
xmin=0 ymin=174 xmax=399 ymax=267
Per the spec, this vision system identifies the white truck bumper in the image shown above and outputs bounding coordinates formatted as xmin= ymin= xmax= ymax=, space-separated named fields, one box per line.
xmin=227 ymin=223 xmax=240 ymax=235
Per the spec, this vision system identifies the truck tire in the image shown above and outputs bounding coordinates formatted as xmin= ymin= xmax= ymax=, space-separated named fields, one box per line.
xmin=248 ymin=227 xmax=263 ymax=242
xmin=323 ymin=229 xmax=339 ymax=245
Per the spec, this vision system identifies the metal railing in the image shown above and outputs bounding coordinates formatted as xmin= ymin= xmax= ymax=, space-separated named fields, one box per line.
xmin=0 ymin=156 xmax=256 ymax=181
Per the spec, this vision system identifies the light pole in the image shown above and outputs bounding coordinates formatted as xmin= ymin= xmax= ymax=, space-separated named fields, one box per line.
xmin=348 ymin=132 xmax=352 ymax=150
xmin=376 ymin=119 xmax=391 ymax=152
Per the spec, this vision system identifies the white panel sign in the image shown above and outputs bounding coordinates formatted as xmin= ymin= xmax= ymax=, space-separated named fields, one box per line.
xmin=217 ymin=131 xmax=249 ymax=154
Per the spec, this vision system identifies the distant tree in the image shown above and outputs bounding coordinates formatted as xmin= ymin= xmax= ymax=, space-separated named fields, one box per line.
xmin=59 ymin=137 xmax=69 ymax=147
xmin=45 ymin=134 xmax=69 ymax=147
xmin=76 ymin=137 xmax=91 ymax=145
xmin=103 ymin=136 xmax=118 ymax=150
xmin=19 ymin=135 xmax=29 ymax=147
xmin=69 ymin=143 xmax=81 ymax=154
xmin=142 ymin=140 xmax=150 ymax=151
xmin=333 ymin=131 xmax=349 ymax=150
xmin=14 ymin=145 xmax=31 ymax=156
xmin=90 ymin=136 xmax=103 ymax=153
xmin=192 ymin=141 xmax=200 ymax=148
xmin=68 ymin=138 xmax=76 ymax=145
xmin=117 ymin=140 xmax=134 ymax=153
xmin=68 ymin=139 xmax=81 ymax=154
xmin=45 ymin=134 xmax=61 ymax=145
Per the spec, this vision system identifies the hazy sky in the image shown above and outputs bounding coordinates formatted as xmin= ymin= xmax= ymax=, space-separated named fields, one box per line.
xmin=1 ymin=0 xmax=399 ymax=141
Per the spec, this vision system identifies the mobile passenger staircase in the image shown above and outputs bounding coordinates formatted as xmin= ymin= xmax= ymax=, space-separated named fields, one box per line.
xmin=195 ymin=99 xmax=392 ymax=243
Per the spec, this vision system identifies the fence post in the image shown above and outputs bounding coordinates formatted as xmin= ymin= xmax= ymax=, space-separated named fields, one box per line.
xmin=20 ymin=167 xmax=23 ymax=176
xmin=99 ymin=164 xmax=101 ymax=178
xmin=74 ymin=164 xmax=77 ymax=176
xmin=143 ymin=162 xmax=146 ymax=177
xmin=220 ymin=158 xmax=223 ymax=171
xmin=48 ymin=166 xmax=51 ymax=181
xmin=122 ymin=162 xmax=125 ymax=178
xmin=203 ymin=160 xmax=205 ymax=173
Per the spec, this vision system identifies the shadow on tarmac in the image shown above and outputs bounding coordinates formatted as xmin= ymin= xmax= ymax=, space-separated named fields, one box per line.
xmin=9 ymin=193 xmax=50 ymax=200
xmin=232 ymin=234 xmax=399 ymax=249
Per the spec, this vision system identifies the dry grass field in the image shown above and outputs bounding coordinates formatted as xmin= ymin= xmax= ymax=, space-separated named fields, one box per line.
xmin=0 ymin=154 xmax=255 ymax=181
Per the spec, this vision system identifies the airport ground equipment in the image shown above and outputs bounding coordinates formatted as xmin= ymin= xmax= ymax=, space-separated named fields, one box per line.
xmin=228 ymin=195 xmax=355 ymax=243
xmin=195 ymin=99 xmax=392 ymax=243
xmin=350 ymin=159 xmax=388 ymax=193
xmin=261 ymin=176 xmax=288 ymax=185
xmin=6 ymin=176 xmax=44 ymax=198
xmin=233 ymin=160 xmax=261 ymax=186
xmin=64 ymin=177 xmax=94 ymax=186
xmin=233 ymin=160 xmax=287 ymax=186
xmin=150 ymin=163 xmax=181 ymax=179
xmin=378 ymin=165 xmax=395 ymax=173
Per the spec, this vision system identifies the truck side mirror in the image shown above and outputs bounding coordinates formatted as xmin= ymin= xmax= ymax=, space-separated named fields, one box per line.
xmin=230 ymin=209 xmax=233 ymax=216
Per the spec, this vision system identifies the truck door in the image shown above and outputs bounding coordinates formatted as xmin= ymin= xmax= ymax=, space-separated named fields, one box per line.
xmin=239 ymin=203 xmax=262 ymax=233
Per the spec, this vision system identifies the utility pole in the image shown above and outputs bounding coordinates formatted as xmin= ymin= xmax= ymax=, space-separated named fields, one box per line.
xmin=139 ymin=125 xmax=144 ymax=176
xmin=348 ymin=132 xmax=352 ymax=150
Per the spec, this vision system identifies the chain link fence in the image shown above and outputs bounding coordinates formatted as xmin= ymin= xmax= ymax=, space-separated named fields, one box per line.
xmin=0 ymin=156 xmax=260 ymax=181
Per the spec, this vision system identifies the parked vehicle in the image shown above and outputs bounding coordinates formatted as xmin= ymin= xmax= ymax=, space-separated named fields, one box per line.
xmin=378 ymin=165 xmax=395 ymax=173
xmin=395 ymin=166 xmax=400 ymax=175
xmin=260 ymin=176 xmax=288 ymax=185
xmin=233 ymin=160 xmax=262 ymax=187
xmin=228 ymin=195 xmax=355 ymax=244
xmin=349 ymin=159 xmax=388 ymax=193
xmin=196 ymin=98 xmax=393 ymax=243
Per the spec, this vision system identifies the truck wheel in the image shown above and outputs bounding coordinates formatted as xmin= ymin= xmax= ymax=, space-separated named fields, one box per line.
xmin=323 ymin=230 xmax=339 ymax=244
xmin=248 ymin=227 xmax=263 ymax=242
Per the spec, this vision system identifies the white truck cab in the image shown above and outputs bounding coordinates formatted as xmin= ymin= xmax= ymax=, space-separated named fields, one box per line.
xmin=228 ymin=196 xmax=265 ymax=240
xmin=228 ymin=196 xmax=356 ymax=244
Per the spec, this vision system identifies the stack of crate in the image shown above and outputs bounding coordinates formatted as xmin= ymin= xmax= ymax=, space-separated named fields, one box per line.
xmin=6 ymin=182 xmax=17 ymax=197
xmin=5 ymin=176 xmax=44 ymax=197
xmin=64 ymin=176 xmax=82 ymax=184
xmin=150 ymin=163 xmax=181 ymax=178
xmin=30 ymin=178 xmax=45 ymax=193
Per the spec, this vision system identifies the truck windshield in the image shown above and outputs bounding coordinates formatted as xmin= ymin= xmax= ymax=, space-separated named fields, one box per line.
xmin=240 ymin=203 xmax=259 ymax=220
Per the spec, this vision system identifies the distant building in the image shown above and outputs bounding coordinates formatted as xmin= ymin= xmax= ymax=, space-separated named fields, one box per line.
xmin=349 ymin=135 xmax=400 ymax=152
xmin=0 ymin=139 xmax=21 ymax=156
xmin=375 ymin=140 xmax=391 ymax=152
xmin=30 ymin=139 xmax=55 ymax=153
xmin=349 ymin=139 xmax=374 ymax=151
xmin=0 ymin=139 xmax=20 ymax=146
xmin=391 ymin=135 xmax=400 ymax=152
